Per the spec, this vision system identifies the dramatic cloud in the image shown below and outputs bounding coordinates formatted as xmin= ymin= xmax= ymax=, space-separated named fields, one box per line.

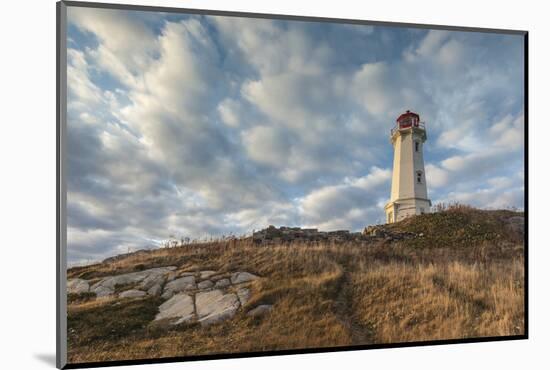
xmin=299 ymin=167 xmax=392 ymax=229
xmin=66 ymin=7 xmax=525 ymax=265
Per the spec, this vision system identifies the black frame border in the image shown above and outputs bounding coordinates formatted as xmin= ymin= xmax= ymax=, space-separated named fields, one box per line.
xmin=56 ymin=1 xmax=529 ymax=369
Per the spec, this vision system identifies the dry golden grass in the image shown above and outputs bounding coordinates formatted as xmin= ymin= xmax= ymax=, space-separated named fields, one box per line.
xmin=350 ymin=258 xmax=524 ymax=343
xmin=67 ymin=208 xmax=525 ymax=364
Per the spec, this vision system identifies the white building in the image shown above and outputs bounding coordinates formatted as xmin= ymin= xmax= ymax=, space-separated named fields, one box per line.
xmin=385 ymin=110 xmax=431 ymax=223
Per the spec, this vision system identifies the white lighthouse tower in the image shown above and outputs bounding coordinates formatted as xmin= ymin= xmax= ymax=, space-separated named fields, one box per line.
xmin=385 ymin=110 xmax=431 ymax=223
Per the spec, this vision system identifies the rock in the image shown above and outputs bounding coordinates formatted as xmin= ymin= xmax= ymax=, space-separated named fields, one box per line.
xmin=91 ymin=267 xmax=176 ymax=291
xmin=200 ymin=270 xmax=217 ymax=279
xmin=119 ymin=289 xmax=146 ymax=299
xmin=147 ymin=284 xmax=163 ymax=296
xmin=196 ymin=289 xmax=240 ymax=326
xmin=214 ymin=278 xmax=231 ymax=288
xmin=231 ymin=272 xmax=259 ymax=284
xmin=197 ymin=280 xmax=214 ymax=290
xmin=165 ymin=271 xmax=178 ymax=282
xmin=101 ymin=271 xmax=147 ymax=289
xmin=236 ymin=287 xmax=251 ymax=306
xmin=155 ymin=293 xmax=195 ymax=325
xmin=161 ymin=289 xmax=174 ymax=300
xmin=67 ymin=278 xmax=89 ymax=294
xmin=164 ymin=275 xmax=196 ymax=293
xmin=92 ymin=285 xmax=114 ymax=298
xmin=179 ymin=272 xmax=196 ymax=277
xmin=247 ymin=305 xmax=273 ymax=317
xmin=139 ymin=274 xmax=166 ymax=291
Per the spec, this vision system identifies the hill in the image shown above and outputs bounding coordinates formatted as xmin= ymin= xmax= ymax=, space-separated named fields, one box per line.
xmin=66 ymin=206 xmax=525 ymax=364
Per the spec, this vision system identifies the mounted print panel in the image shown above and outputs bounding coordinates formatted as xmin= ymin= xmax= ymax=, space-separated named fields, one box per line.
xmin=57 ymin=1 xmax=527 ymax=368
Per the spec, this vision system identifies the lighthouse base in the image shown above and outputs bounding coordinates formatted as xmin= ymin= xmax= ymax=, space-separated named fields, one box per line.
xmin=385 ymin=198 xmax=431 ymax=224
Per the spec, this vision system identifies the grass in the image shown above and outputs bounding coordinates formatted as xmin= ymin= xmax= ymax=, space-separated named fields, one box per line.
xmin=66 ymin=207 xmax=525 ymax=364
xmin=351 ymin=259 xmax=524 ymax=343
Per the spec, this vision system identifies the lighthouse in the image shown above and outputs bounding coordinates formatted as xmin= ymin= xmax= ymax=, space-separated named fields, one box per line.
xmin=384 ymin=110 xmax=431 ymax=223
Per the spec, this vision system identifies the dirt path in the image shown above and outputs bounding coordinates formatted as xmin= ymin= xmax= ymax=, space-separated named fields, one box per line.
xmin=332 ymin=267 xmax=375 ymax=345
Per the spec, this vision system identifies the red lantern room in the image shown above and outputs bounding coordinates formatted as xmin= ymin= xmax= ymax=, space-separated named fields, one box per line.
xmin=396 ymin=110 xmax=421 ymax=129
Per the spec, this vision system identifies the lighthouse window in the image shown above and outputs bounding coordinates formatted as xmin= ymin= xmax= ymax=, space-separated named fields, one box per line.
xmin=416 ymin=171 xmax=422 ymax=184
xmin=415 ymin=141 xmax=419 ymax=152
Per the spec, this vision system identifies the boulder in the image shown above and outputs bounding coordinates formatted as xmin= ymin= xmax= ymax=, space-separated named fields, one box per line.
xmin=91 ymin=266 xmax=176 ymax=291
xmin=179 ymin=272 xmax=196 ymax=277
xmin=196 ymin=289 xmax=240 ymax=326
xmin=155 ymin=293 xmax=195 ymax=325
xmin=147 ymin=284 xmax=163 ymax=296
xmin=161 ymin=289 xmax=174 ymax=300
xmin=231 ymin=272 xmax=259 ymax=284
xmin=67 ymin=278 xmax=89 ymax=294
xmin=247 ymin=305 xmax=273 ymax=317
xmin=236 ymin=287 xmax=251 ymax=306
xmin=139 ymin=274 xmax=166 ymax=291
xmin=98 ymin=272 xmax=147 ymax=289
xmin=165 ymin=271 xmax=178 ymax=282
xmin=92 ymin=285 xmax=114 ymax=298
xmin=119 ymin=289 xmax=146 ymax=299
xmin=214 ymin=278 xmax=231 ymax=288
xmin=162 ymin=266 xmax=178 ymax=272
xmin=164 ymin=275 xmax=196 ymax=293
xmin=197 ymin=280 xmax=214 ymax=290
xmin=200 ymin=270 xmax=217 ymax=279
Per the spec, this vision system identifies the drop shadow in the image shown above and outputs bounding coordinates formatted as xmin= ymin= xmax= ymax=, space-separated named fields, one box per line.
xmin=34 ymin=353 xmax=57 ymax=367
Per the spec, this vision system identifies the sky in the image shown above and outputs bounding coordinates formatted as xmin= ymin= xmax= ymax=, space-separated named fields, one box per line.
xmin=66 ymin=6 xmax=525 ymax=265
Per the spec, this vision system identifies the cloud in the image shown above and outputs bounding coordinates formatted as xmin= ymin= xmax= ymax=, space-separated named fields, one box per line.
xmin=412 ymin=30 xmax=450 ymax=59
xmin=425 ymin=148 xmax=521 ymax=191
xmin=68 ymin=7 xmax=157 ymax=88
xmin=225 ymin=201 xmax=300 ymax=233
xmin=217 ymin=98 xmax=242 ymax=127
xmin=299 ymin=167 xmax=391 ymax=230
xmin=425 ymin=108 xmax=524 ymax=195
xmin=65 ymin=9 xmax=525 ymax=263
xmin=490 ymin=113 xmax=524 ymax=149
xmin=67 ymin=49 xmax=103 ymax=107
xmin=444 ymin=183 xmax=524 ymax=210
xmin=242 ymin=125 xmax=292 ymax=168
